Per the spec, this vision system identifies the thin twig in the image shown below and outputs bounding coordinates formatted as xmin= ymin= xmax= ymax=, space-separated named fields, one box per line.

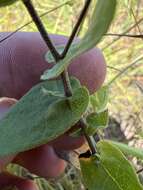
xmin=73 ymin=150 xmax=80 ymax=156
xmin=22 ymin=0 xmax=60 ymax=61
xmin=79 ymin=120 xmax=97 ymax=154
xmin=102 ymin=17 xmax=143 ymax=50
xmin=0 ymin=1 xmax=72 ymax=44
xmin=107 ymin=65 xmax=122 ymax=72
xmin=130 ymin=8 xmax=143 ymax=39
xmin=105 ymin=33 xmax=143 ymax=39
xmin=22 ymin=0 xmax=96 ymax=155
xmin=137 ymin=168 xmax=143 ymax=174
xmin=61 ymin=0 xmax=91 ymax=58
xmin=61 ymin=70 xmax=73 ymax=97
xmin=108 ymin=55 xmax=143 ymax=86
xmin=135 ymin=81 xmax=143 ymax=93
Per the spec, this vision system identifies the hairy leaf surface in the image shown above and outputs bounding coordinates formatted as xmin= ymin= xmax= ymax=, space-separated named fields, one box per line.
xmin=0 ymin=79 xmax=89 ymax=156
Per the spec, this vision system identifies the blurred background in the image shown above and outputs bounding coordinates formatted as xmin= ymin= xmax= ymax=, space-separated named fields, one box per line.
xmin=0 ymin=0 xmax=143 ymax=189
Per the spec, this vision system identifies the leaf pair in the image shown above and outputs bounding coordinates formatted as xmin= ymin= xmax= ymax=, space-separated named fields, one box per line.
xmin=80 ymin=141 xmax=143 ymax=190
xmin=0 ymin=78 xmax=89 ymax=156
xmin=41 ymin=0 xmax=117 ymax=80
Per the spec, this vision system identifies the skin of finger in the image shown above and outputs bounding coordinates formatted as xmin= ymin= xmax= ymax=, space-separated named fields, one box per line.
xmin=0 ymin=172 xmax=38 ymax=190
xmin=0 ymin=98 xmax=17 ymax=172
xmin=0 ymin=32 xmax=106 ymax=176
xmin=13 ymin=144 xmax=67 ymax=179
xmin=0 ymin=32 xmax=106 ymax=99
xmin=49 ymin=134 xmax=85 ymax=150
xmin=0 ymin=98 xmax=66 ymax=178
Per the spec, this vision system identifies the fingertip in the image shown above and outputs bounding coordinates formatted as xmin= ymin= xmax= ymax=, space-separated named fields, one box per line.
xmin=0 ymin=172 xmax=38 ymax=190
xmin=0 ymin=97 xmax=17 ymax=171
xmin=50 ymin=134 xmax=85 ymax=151
xmin=69 ymin=47 xmax=107 ymax=93
xmin=0 ymin=97 xmax=17 ymax=108
xmin=13 ymin=144 xmax=67 ymax=179
xmin=0 ymin=155 xmax=16 ymax=172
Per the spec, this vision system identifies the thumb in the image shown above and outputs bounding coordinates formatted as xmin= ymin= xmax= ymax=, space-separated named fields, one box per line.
xmin=0 ymin=97 xmax=17 ymax=172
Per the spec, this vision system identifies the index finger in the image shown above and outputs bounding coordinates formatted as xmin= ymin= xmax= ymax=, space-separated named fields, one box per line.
xmin=0 ymin=32 xmax=106 ymax=99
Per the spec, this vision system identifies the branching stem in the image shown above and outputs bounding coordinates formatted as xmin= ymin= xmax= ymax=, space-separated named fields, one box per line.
xmin=61 ymin=0 xmax=91 ymax=58
xmin=22 ymin=0 xmax=96 ymax=155
xmin=22 ymin=0 xmax=60 ymax=61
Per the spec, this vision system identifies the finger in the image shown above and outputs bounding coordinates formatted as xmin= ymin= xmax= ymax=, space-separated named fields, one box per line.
xmin=0 ymin=172 xmax=38 ymax=190
xmin=13 ymin=144 xmax=67 ymax=179
xmin=0 ymin=97 xmax=17 ymax=172
xmin=0 ymin=97 xmax=78 ymax=178
xmin=49 ymin=134 xmax=85 ymax=151
xmin=0 ymin=97 xmax=17 ymax=119
xmin=0 ymin=32 xmax=106 ymax=99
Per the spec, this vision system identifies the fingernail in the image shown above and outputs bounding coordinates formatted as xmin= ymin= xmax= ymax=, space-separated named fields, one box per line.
xmin=0 ymin=97 xmax=17 ymax=119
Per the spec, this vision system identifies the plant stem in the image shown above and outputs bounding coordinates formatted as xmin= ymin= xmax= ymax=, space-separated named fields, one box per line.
xmin=79 ymin=120 xmax=97 ymax=154
xmin=108 ymin=55 xmax=143 ymax=86
xmin=105 ymin=33 xmax=143 ymax=39
xmin=103 ymin=17 xmax=143 ymax=50
xmin=137 ymin=168 xmax=143 ymax=174
xmin=61 ymin=71 xmax=72 ymax=97
xmin=61 ymin=73 xmax=96 ymax=154
xmin=22 ymin=0 xmax=60 ymax=61
xmin=61 ymin=0 xmax=91 ymax=58
xmin=22 ymin=0 xmax=96 ymax=155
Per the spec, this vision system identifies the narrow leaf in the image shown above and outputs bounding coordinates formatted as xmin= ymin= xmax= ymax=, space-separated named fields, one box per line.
xmin=86 ymin=110 xmax=109 ymax=135
xmin=135 ymin=81 xmax=143 ymax=94
xmin=41 ymin=0 xmax=117 ymax=80
xmin=0 ymin=79 xmax=89 ymax=156
xmin=109 ymin=140 xmax=143 ymax=160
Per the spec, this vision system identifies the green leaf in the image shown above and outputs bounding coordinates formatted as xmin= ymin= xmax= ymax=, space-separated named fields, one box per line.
xmin=41 ymin=0 xmax=117 ymax=80
xmin=0 ymin=0 xmax=17 ymax=7
xmin=90 ymin=85 xmax=109 ymax=112
xmin=80 ymin=155 xmax=121 ymax=190
xmin=97 ymin=141 xmax=143 ymax=190
xmin=109 ymin=140 xmax=143 ymax=160
xmin=80 ymin=141 xmax=143 ymax=190
xmin=69 ymin=76 xmax=81 ymax=91
xmin=0 ymin=79 xmax=89 ymax=156
xmin=86 ymin=110 xmax=109 ymax=135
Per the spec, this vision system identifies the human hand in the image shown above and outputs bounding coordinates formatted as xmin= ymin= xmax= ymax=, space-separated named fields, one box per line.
xmin=0 ymin=32 xmax=106 ymax=189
